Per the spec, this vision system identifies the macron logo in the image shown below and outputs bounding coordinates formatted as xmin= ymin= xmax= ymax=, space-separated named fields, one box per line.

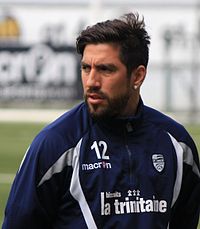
xmin=81 ymin=161 xmax=112 ymax=171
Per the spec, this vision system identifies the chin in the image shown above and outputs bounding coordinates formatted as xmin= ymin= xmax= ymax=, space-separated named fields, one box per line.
xmin=88 ymin=105 xmax=116 ymax=121
xmin=89 ymin=106 xmax=104 ymax=117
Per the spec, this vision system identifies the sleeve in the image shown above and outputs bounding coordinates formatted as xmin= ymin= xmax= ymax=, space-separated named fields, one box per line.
xmin=2 ymin=130 xmax=72 ymax=229
xmin=169 ymin=134 xmax=200 ymax=229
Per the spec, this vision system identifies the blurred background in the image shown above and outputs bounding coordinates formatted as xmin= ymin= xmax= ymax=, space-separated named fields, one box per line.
xmin=0 ymin=0 xmax=200 ymax=121
xmin=0 ymin=0 xmax=199 ymax=227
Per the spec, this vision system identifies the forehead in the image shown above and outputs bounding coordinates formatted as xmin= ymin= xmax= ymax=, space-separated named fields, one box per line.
xmin=82 ymin=43 xmax=122 ymax=64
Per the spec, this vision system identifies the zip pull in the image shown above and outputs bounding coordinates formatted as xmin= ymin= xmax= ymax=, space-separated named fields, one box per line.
xmin=126 ymin=122 xmax=133 ymax=132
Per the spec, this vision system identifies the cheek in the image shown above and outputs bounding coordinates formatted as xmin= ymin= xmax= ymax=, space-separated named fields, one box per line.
xmin=107 ymin=79 xmax=130 ymax=95
xmin=81 ymin=76 xmax=87 ymax=89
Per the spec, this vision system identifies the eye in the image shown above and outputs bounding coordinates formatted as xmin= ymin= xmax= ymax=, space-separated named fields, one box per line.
xmin=98 ymin=65 xmax=117 ymax=74
xmin=81 ymin=64 xmax=91 ymax=73
xmin=100 ymin=66 xmax=111 ymax=72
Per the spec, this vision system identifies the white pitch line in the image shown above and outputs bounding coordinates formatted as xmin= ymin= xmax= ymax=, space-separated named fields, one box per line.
xmin=0 ymin=109 xmax=66 ymax=123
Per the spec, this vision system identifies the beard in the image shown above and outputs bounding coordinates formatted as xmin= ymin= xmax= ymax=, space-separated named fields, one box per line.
xmin=84 ymin=88 xmax=131 ymax=120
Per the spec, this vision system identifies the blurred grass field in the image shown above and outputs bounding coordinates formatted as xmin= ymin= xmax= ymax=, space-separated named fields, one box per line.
xmin=0 ymin=121 xmax=199 ymax=227
xmin=0 ymin=122 xmax=46 ymax=226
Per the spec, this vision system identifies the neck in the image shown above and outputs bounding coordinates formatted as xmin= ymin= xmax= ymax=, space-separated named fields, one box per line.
xmin=120 ymin=93 xmax=140 ymax=117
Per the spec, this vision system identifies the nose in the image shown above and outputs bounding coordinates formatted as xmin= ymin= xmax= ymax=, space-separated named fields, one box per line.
xmin=86 ymin=69 xmax=101 ymax=89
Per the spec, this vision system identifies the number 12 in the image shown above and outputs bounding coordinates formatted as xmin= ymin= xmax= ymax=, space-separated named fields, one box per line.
xmin=91 ymin=141 xmax=109 ymax=160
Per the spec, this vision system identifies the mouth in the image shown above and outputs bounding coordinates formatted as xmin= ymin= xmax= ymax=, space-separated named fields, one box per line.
xmin=87 ymin=93 xmax=105 ymax=105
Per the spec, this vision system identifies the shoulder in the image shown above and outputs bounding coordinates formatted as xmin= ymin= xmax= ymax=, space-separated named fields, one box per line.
xmin=32 ymin=101 xmax=90 ymax=151
xmin=28 ymin=102 xmax=91 ymax=172
xmin=143 ymin=105 xmax=199 ymax=167
xmin=143 ymin=105 xmax=188 ymax=141
xmin=40 ymin=102 xmax=90 ymax=143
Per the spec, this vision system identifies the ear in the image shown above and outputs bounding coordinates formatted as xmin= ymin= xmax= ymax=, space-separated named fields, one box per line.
xmin=131 ymin=65 xmax=146 ymax=90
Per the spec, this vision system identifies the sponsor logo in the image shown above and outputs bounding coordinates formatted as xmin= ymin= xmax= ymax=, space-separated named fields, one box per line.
xmin=152 ymin=154 xmax=165 ymax=172
xmin=0 ymin=43 xmax=79 ymax=101
xmin=101 ymin=190 xmax=168 ymax=216
xmin=81 ymin=161 xmax=111 ymax=171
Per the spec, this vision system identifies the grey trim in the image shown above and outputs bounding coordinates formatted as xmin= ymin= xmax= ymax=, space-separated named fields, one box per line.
xmin=70 ymin=138 xmax=98 ymax=229
xmin=38 ymin=148 xmax=74 ymax=187
xmin=180 ymin=142 xmax=200 ymax=178
xmin=168 ymin=133 xmax=183 ymax=207
xmin=168 ymin=133 xmax=200 ymax=208
xmin=18 ymin=146 xmax=30 ymax=174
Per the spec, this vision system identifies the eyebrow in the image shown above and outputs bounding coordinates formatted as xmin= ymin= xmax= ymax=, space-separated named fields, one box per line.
xmin=81 ymin=61 xmax=118 ymax=71
xmin=81 ymin=61 xmax=90 ymax=67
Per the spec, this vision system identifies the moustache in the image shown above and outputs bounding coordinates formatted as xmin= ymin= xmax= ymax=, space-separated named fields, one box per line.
xmin=85 ymin=89 xmax=107 ymax=100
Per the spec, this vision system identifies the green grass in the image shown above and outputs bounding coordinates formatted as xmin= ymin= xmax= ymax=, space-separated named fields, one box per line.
xmin=0 ymin=122 xmax=199 ymax=227
xmin=0 ymin=122 xmax=46 ymax=174
xmin=0 ymin=122 xmax=46 ymax=226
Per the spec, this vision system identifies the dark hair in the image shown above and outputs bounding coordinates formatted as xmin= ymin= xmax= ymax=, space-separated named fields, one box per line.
xmin=76 ymin=12 xmax=151 ymax=75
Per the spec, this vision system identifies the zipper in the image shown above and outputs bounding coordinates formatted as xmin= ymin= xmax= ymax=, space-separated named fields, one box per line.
xmin=124 ymin=122 xmax=134 ymax=185
xmin=125 ymin=143 xmax=133 ymax=184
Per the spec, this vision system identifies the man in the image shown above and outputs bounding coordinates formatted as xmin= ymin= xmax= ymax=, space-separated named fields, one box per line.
xmin=3 ymin=12 xmax=200 ymax=229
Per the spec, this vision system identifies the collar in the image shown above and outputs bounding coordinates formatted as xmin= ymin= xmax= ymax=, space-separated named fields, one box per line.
xmin=92 ymin=98 xmax=144 ymax=135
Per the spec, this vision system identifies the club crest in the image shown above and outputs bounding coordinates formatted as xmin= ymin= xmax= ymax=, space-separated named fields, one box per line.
xmin=152 ymin=154 xmax=165 ymax=172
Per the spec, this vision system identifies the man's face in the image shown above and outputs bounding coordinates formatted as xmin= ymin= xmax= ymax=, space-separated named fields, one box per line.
xmin=81 ymin=43 xmax=135 ymax=119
